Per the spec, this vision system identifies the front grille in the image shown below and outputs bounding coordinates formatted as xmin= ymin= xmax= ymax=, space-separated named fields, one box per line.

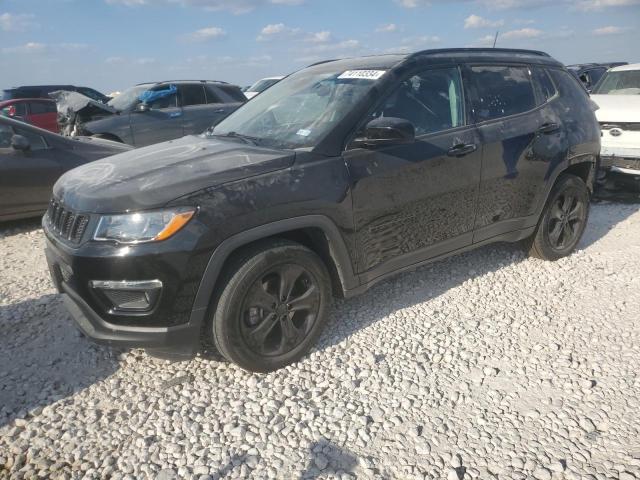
xmin=46 ymin=200 xmax=89 ymax=244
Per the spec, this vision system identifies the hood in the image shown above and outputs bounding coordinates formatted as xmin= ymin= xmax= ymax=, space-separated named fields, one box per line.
xmin=53 ymin=135 xmax=295 ymax=213
xmin=591 ymin=94 xmax=640 ymax=123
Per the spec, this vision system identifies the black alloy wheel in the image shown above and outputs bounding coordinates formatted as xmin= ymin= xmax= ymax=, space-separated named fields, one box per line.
xmin=211 ymin=240 xmax=330 ymax=372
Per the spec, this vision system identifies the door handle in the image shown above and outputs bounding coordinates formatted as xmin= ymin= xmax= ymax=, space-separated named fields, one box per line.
xmin=537 ymin=123 xmax=559 ymax=134
xmin=213 ymin=109 xmax=226 ymax=114
xmin=447 ymin=143 xmax=477 ymax=157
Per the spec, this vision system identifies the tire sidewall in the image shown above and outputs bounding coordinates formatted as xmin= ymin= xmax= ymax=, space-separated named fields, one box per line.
xmin=213 ymin=246 xmax=330 ymax=372
xmin=537 ymin=175 xmax=590 ymax=259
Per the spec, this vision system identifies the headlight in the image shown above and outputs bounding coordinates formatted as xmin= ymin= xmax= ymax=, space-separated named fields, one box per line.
xmin=93 ymin=207 xmax=196 ymax=244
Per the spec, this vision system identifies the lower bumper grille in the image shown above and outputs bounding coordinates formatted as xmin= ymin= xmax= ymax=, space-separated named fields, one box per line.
xmin=46 ymin=201 xmax=89 ymax=244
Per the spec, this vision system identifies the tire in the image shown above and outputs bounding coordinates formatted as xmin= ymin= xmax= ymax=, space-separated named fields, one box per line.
xmin=527 ymin=174 xmax=590 ymax=261
xmin=211 ymin=240 xmax=331 ymax=373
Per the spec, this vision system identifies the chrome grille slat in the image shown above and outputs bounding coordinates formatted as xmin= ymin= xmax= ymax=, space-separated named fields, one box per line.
xmin=46 ymin=200 xmax=89 ymax=245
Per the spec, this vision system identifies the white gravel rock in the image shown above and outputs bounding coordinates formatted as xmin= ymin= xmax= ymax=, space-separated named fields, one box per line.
xmin=1 ymin=203 xmax=640 ymax=479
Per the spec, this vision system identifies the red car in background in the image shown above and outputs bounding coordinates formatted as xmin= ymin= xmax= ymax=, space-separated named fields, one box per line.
xmin=0 ymin=99 xmax=58 ymax=133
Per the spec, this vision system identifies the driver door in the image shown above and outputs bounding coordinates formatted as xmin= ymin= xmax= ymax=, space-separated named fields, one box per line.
xmin=344 ymin=66 xmax=482 ymax=280
xmin=0 ymin=123 xmax=62 ymax=219
xmin=130 ymin=84 xmax=183 ymax=147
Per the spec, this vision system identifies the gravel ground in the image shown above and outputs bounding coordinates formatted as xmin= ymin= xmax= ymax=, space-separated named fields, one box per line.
xmin=1 ymin=201 xmax=640 ymax=480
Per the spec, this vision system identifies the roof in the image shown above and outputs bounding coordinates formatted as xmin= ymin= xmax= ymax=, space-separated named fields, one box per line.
xmin=309 ymin=48 xmax=560 ymax=71
xmin=610 ymin=63 xmax=640 ymax=72
xmin=135 ymin=80 xmax=231 ymax=86
xmin=0 ymin=98 xmax=55 ymax=106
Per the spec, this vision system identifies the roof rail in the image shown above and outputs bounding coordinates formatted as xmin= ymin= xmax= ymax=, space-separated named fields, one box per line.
xmin=306 ymin=59 xmax=339 ymax=68
xmin=409 ymin=48 xmax=550 ymax=59
xmin=136 ymin=79 xmax=230 ymax=86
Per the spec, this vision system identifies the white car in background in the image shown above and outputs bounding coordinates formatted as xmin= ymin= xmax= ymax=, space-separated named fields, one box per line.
xmin=591 ymin=63 xmax=640 ymax=177
xmin=244 ymin=76 xmax=284 ymax=99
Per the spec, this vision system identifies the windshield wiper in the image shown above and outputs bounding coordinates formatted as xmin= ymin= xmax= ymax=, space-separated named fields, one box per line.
xmin=211 ymin=130 xmax=262 ymax=145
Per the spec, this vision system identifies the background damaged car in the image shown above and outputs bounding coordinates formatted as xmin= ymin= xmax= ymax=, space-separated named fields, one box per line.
xmin=51 ymin=80 xmax=246 ymax=148
xmin=0 ymin=115 xmax=131 ymax=222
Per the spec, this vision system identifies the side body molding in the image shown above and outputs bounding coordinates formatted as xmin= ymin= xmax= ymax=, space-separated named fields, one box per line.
xmin=188 ymin=215 xmax=358 ymax=329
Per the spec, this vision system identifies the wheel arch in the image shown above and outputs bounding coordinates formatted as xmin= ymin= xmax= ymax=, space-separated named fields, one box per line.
xmin=188 ymin=215 xmax=359 ymax=331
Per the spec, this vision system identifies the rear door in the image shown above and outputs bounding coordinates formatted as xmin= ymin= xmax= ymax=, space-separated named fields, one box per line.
xmin=466 ymin=64 xmax=561 ymax=242
xmin=130 ymin=84 xmax=183 ymax=147
xmin=27 ymin=101 xmax=58 ymax=132
xmin=0 ymin=123 xmax=62 ymax=219
xmin=179 ymin=84 xmax=215 ymax=135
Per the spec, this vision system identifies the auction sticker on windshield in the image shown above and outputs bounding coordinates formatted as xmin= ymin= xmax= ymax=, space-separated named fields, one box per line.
xmin=338 ymin=70 xmax=386 ymax=80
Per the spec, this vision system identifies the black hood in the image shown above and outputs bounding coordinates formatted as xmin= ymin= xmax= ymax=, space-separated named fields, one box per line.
xmin=53 ymin=135 xmax=296 ymax=213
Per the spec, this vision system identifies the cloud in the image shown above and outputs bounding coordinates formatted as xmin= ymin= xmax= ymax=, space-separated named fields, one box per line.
xmin=394 ymin=0 xmax=430 ymax=7
xmin=183 ymin=26 xmax=226 ymax=42
xmin=256 ymin=23 xmax=300 ymax=40
xmin=593 ymin=25 xmax=630 ymax=35
xmin=135 ymin=57 xmax=156 ymax=65
xmin=305 ymin=30 xmax=332 ymax=43
xmin=386 ymin=34 xmax=441 ymax=53
xmin=0 ymin=12 xmax=38 ymax=32
xmin=1 ymin=42 xmax=88 ymax=55
xmin=574 ymin=0 xmax=640 ymax=9
xmin=501 ymin=27 xmax=543 ymax=39
xmin=105 ymin=56 xmax=126 ymax=64
xmin=105 ymin=0 xmax=304 ymax=14
xmin=464 ymin=14 xmax=504 ymax=29
xmin=376 ymin=23 xmax=398 ymax=33
xmin=1 ymin=42 xmax=47 ymax=54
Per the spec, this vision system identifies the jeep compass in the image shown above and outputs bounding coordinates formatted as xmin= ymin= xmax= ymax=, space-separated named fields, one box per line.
xmin=44 ymin=49 xmax=600 ymax=372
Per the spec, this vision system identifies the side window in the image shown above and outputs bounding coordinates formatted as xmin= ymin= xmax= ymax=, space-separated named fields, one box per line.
xmin=532 ymin=67 xmax=557 ymax=104
xmin=77 ymin=87 xmax=103 ymax=101
xmin=148 ymin=85 xmax=177 ymax=109
xmin=180 ymin=85 xmax=207 ymax=107
xmin=366 ymin=67 xmax=464 ymax=137
xmin=589 ymin=68 xmax=605 ymax=87
xmin=205 ymin=86 xmax=222 ymax=104
xmin=219 ymin=85 xmax=248 ymax=103
xmin=13 ymin=127 xmax=48 ymax=150
xmin=470 ymin=65 xmax=536 ymax=121
xmin=0 ymin=124 xmax=12 ymax=148
xmin=30 ymin=101 xmax=56 ymax=114
xmin=548 ymin=69 xmax=591 ymax=103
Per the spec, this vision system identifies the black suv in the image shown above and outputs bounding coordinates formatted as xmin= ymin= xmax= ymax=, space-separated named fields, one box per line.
xmin=44 ymin=49 xmax=600 ymax=372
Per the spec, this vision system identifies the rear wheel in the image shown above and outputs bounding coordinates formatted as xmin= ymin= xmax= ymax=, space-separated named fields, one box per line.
xmin=527 ymin=174 xmax=590 ymax=261
xmin=211 ymin=240 xmax=331 ymax=372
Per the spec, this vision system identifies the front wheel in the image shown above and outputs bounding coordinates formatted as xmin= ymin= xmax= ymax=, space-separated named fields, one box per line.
xmin=527 ymin=174 xmax=590 ymax=261
xmin=211 ymin=240 xmax=331 ymax=373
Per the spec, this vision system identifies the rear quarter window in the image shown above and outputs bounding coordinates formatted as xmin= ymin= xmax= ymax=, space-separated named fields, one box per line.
xmin=469 ymin=65 xmax=536 ymax=121
xmin=215 ymin=85 xmax=247 ymax=103
xmin=30 ymin=101 xmax=57 ymax=114
xmin=547 ymin=69 xmax=591 ymax=104
xmin=532 ymin=67 xmax=558 ymax=104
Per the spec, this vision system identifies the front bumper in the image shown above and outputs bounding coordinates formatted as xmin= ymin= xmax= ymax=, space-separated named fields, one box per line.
xmin=43 ymin=220 xmax=208 ymax=360
xmin=60 ymin=287 xmax=200 ymax=359
xmin=600 ymin=155 xmax=640 ymax=176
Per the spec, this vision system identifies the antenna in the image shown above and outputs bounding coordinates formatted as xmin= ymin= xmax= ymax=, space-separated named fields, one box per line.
xmin=493 ymin=31 xmax=499 ymax=48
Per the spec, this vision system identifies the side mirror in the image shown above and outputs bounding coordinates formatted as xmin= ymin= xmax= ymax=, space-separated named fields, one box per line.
xmin=353 ymin=117 xmax=416 ymax=147
xmin=135 ymin=103 xmax=150 ymax=113
xmin=11 ymin=134 xmax=30 ymax=152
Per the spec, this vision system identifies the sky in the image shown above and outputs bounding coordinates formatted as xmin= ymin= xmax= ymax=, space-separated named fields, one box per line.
xmin=1 ymin=0 xmax=639 ymax=93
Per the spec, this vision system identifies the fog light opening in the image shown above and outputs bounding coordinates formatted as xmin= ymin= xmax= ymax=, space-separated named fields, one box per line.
xmin=89 ymin=280 xmax=162 ymax=313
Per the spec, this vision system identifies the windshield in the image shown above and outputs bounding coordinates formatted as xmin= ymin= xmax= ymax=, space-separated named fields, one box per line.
xmin=593 ymin=70 xmax=640 ymax=95
xmin=107 ymin=85 xmax=150 ymax=111
xmin=212 ymin=67 xmax=386 ymax=149
xmin=248 ymin=78 xmax=280 ymax=93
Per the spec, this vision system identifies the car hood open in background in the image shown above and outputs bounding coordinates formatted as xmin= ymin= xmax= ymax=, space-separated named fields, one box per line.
xmin=591 ymin=95 xmax=640 ymax=123
xmin=49 ymin=91 xmax=118 ymax=136
xmin=53 ymin=135 xmax=296 ymax=213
